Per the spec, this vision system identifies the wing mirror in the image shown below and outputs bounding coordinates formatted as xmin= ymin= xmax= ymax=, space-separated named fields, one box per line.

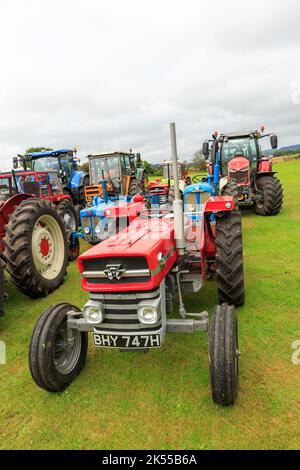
xmin=202 ymin=141 xmax=209 ymax=160
xmin=270 ymin=134 xmax=278 ymax=150
xmin=13 ymin=157 xmax=19 ymax=169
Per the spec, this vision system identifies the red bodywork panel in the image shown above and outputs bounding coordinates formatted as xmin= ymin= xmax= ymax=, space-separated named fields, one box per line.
xmin=258 ymin=157 xmax=272 ymax=173
xmin=78 ymin=196 xmax=235 ymax=293
xmin=228 ymin=157 xmax=251 ymax=186
xmin=148 ymin=180 xmax=169 ymax=195
xmin=0 ymin=193 xmax=33 ymax=249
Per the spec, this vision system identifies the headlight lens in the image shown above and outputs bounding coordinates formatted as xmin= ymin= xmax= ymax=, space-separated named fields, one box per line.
xmin=84 ymin=226 xmax=91 ymax=234
xmin=137 ymin=299 xmax=160 ymax=325
xmin=83 ymin=302 xmax=104 ymax=324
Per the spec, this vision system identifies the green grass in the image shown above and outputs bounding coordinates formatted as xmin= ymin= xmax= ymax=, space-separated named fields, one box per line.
xmin=1 ymin=161 xmax=300 ymax=450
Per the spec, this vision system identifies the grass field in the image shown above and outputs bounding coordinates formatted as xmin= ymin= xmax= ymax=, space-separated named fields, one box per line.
xmin=1 ymin=161 xmax=300 ymax=450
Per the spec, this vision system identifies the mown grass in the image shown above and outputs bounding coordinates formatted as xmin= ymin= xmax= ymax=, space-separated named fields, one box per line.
xmin=0 ymin=161 xmax=300 ymax=450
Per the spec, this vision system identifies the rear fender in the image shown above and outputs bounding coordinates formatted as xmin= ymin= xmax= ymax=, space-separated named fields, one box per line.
xmin=0 ymin=193 xmax=33 ymax=240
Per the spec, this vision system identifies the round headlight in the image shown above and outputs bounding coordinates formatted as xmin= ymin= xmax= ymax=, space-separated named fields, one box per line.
xmin=137 ymin=305 xmax=158 ymax=325
xmin=225 ymin=202 xmax=232 ymax=209
xmin=84 ymin=226 xmax=91 ymax=234
xmin=94 ymin=225 xmax=101 ymax=234
xmin=83 ymin=304 xmax=104 ymax=324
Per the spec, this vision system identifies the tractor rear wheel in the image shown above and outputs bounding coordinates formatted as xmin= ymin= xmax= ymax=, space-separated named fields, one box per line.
xmin=4 ymin=199 xmax=68 ymax=298
xmin=167 ymin=187 xmax=183 ymax=205
xmin=128 ymin=178 xmax=140 ymax=196
xmin=56 ymin=199 xmax=78 ymax=232
xmin=215 ymin=210 xmax=245 ymax=307
xmin=221 ymin=180 xmax=239 ymax=208
xmin=209 ymin=304 xmax=239 ymax=406
xmin=78 ymin=176 xmax=90 ymax=206
xmin=253 ymin=175 xmax=283 ymax=216
xmin=29 ymin=303 xmax=88 ymax=392
xmin=0 ymin=258 xmax=6 ymax=317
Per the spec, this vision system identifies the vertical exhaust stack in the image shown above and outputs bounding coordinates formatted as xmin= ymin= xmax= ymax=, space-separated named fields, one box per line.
xmin=170 ymin=123 xmax=186 ymax=256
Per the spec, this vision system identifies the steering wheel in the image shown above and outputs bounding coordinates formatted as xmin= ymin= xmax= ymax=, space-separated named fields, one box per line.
xmin=192 ymin=174 xmax=207 ymax=184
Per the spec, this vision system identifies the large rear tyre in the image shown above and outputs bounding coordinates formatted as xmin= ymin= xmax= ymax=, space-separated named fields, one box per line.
xmin=0 ymin=259 xmax=6 ymax=317
xmin=4 ymin=199 xmax=68 ymax=298
xmin=29 ymin=303 xmax=88 ymax=392
xmin=128 ymin=178 xmax=140 ymax=196
xmin=78 ymin=176 xmax=90 ymax=206
xmin=221 ymin=180 xmax=239 ymax=208
xmin=56 ymin=199 xmax=78 ymax=232
xmin=216 ymin=210 xmax=245 ymax=307
xmin=253 ymin=175 xmax=283 ymax=216
xmin=209 ymin=304 xmax=239 ymax=406
xmin=167 ymin=187 xmax=182 ymax=205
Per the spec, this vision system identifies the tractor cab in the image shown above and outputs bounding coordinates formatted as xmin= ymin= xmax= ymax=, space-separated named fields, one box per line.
xmin=84 ymin=151 xmax=147 ymax=203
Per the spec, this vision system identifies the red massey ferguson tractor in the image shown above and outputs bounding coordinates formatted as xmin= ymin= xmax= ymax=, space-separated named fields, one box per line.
xmin=202 ymin=128 xmax=283 ymax=216
xmin=29 ymin=124 xmax=245 ymax=406
xmin=0 ymin=170 xmax=69 ymax=315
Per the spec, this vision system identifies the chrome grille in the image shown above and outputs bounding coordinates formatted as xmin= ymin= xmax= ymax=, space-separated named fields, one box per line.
xmin=90 ymin=288 xmax=161 ymax=332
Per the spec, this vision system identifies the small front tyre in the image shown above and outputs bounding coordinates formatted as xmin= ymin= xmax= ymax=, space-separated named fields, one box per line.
xmin=209 ymin=304 xmax=239 ymax=406
xmin=29 ymin=303 xmax=88 ymax=392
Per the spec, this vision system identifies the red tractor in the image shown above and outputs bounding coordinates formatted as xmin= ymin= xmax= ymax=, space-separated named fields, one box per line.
xmin=202 ymin=128 xmax=283 ymax=216
xmin=0 ymin=171 xmax=69 ymax=315
xmin=29 ymin=124 xmax=245 ymax=406
xmin=147 ymin=160 xmax=191 ymax=205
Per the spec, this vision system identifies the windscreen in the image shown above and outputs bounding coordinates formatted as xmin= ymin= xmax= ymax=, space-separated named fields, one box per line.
xmin=33 ymin=157 xmax=60 ymax=172
xmin=221 ymin=138 xmax=257 ymax=168
xmin=89 ymin=156 xmax=120 ymax=188
xmin=163 ymin=163 xmax=182 ymax=179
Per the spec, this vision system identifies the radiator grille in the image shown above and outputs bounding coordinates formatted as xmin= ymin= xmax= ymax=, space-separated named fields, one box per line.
xmin=91 ymin=288 xmax=161 ymax=332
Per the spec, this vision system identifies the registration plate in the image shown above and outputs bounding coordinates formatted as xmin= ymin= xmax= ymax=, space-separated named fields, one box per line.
xmin=93 ymin=333 xmax=161 ymax=349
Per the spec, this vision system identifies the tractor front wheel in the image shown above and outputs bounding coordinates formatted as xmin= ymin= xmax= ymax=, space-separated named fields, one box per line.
xmin=221 ymin=180 xmax=239 ymax=208
xmin=216 ymin=210 xmax=245 ymax=307
xmin=253 ymin=175 xmax=283 ymax=216
xmin=209 ymin=304 xmax=239 ymax=406
xmin=29 ymin=303 xmax=88 ymax=392
xmin=56 ymin=199 xmax=78 ymax=232
xmin=4 ymin=199 xmax=68 ymax=298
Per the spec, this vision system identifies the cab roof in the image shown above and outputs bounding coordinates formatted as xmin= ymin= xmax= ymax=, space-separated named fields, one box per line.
xmin=25 ymin=149 xmax=73 ymax=159
xmin=87 ymin=151 xmax=133 ymax=158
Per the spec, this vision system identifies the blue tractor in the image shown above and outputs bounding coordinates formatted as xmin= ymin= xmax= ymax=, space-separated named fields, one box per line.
xmin=183 ymin=140 xmax=223 ymax=223
xmin=13 ymin=148 xmax=89 ymax=209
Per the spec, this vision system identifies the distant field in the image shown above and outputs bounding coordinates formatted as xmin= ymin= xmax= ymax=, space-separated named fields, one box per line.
xmin=0 ymin=161 xmax=300 ymax=450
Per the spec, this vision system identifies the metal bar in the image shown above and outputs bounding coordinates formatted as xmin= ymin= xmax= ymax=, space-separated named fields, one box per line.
xmin=82 ymin=269 xmax=150 ymax=279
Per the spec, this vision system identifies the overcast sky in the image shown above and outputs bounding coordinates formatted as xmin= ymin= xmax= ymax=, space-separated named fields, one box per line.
xmin=0 ymin=0 xmax=300 ymax=168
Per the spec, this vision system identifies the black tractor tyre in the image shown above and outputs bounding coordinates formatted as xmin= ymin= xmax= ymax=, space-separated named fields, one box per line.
xmin=56 ymin=199 xmax=78 ymax=232
xmin=0 ymin=258 xmax=6 ymax=317
xmin=29 ymin=303 xmax=88 ymax=392
xmin=221 ymin=180 xmax=239 ymax=208
xmin=128 ymin=178 xmax=140 ymax=196
xmin=215 ymin=210 xmax=245 ymax=307
xmin=209 ymin=304 xmax=239 ymax=406
xmin=4 ymin=199 xmax=68 ymax=298
xmin=253 ymin=175 xmax=283 ymax=216
xmin=69 ymin=237 xmax=80 ymax=262
xmin=74 ymin=204 xmax=84 ymax=227
xmin=167 ymin=187 xmax=182 ymax=204
xmin=78 ymin=176 xmax=90 ymax=206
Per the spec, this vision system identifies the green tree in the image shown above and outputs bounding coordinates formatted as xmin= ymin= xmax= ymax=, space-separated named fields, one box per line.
xmin=80 ymin=162 xmax=89 ymax=173
xmin=24 ymin=146 xmax=53 ymax=154
xmin=192 ymin=150 xmax=207 ymax=172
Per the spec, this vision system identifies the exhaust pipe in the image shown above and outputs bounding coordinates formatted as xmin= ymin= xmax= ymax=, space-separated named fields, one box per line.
xmin=170 ymin=123 xmax=186 ymax=256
